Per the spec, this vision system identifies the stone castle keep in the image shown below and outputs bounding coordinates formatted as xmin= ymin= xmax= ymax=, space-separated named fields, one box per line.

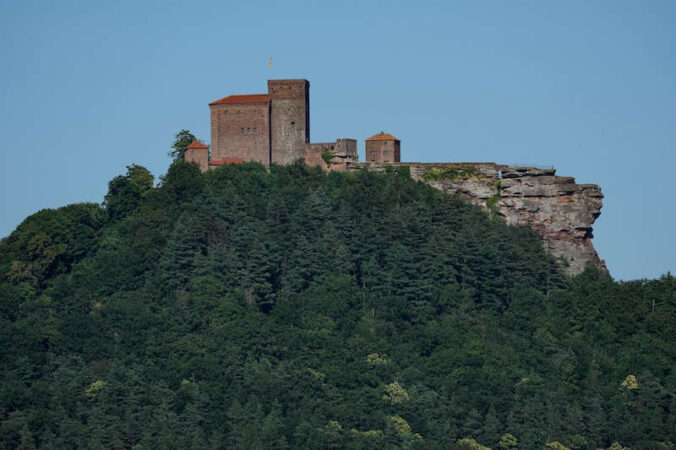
xmin=186 ymin=79 xmax=361 ymax=171
xmin=185 ymin=79 xmax=604 ymax=275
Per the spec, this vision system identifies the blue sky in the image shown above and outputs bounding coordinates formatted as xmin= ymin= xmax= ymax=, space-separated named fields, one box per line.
xmin=1 ymin=0 xmax=674 ymax=280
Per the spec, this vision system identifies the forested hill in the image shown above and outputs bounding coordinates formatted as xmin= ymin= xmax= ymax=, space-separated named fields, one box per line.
xmin=0 ymin=161 xmax=674 ymax=449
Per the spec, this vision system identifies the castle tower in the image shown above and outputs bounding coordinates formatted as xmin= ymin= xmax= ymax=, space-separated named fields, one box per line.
xmin=268 ymin=79 xmax=310 ymax=165
xmin=184 ymin=140 xmax=210 ymax=172
xmin=365 ymin=132 xmax=400 ymax=163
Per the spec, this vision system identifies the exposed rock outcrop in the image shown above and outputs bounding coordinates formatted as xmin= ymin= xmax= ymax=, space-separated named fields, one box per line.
xmin=498 ymin=167 xmax=605 ymax=275
xmin=348 ymin=162 xmax=605 ymax=275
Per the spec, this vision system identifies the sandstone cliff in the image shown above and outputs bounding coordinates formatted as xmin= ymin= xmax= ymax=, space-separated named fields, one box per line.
xmin=348 ymin=162 xmax=605 ymax=275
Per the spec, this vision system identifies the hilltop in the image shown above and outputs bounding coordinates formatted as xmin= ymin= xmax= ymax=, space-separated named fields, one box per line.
xmin=0 ymin=161 xmax=673 ymax=449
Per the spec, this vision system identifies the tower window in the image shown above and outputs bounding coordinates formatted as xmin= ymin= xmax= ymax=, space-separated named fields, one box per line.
xmin=370 ymin=151 xmax=377 ymax=157
xmin=247 ymin=128 xmax=251 ymax=134
xmin=291 ymin=122 xmax=295 ymax=129
xmin=240 ymin=128 xmax=244 ymax=134
xmin=253 ymin=128 xmax=257 ymax=134
xmin=384 ymin=150 xmax=389 ymax=155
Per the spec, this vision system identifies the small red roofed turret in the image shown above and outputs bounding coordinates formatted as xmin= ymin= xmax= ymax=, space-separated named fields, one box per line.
xmin=185 ymin=140 xmax=209 ymax=172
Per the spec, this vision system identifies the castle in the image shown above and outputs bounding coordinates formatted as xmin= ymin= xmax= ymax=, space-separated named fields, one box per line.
xmin=185 ymin=79 xmax=384 ymax=172
xmin=184 ymin=79 xmax=605 ymax=275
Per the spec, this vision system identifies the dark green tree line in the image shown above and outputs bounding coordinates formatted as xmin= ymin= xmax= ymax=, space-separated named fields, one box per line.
xmin=0 ymin=159 xmax=673 ymax=449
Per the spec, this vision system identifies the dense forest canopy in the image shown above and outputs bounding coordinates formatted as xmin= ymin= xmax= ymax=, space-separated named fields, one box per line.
xmin=0 ymin=160 xmax=674 ymax=449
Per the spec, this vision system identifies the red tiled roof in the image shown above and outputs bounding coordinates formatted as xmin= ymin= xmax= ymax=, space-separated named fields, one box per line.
xmin=366 ymin=132 xmax=400 ymax=141
xmin=209 ymin=157 xmax=245 ymax=166
xmin=209 ymin=94 xmax=270 ymax=105
xmin=186 ymin=140 xmax=209 ymax=149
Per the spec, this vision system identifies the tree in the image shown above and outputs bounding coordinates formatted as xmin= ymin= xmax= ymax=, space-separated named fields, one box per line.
xmin=457 ymin=438 xmax=490 ymax=450
xmin=168 ymin=129 xmax=197 ymax=161
xmin=382 ymin=381 xmax=410 ymax=405
xmin=2 ymin=162 xmax=675 ymax=448
xmin=260 ymin=404 xmax=289 ymax=449
xmin=545 ymin=442 xmax=570 ymax=450
xmin=498 ymin=433 xmax=518 ymax=449
xmin=103 ymin=164 xmax=154 ymax=221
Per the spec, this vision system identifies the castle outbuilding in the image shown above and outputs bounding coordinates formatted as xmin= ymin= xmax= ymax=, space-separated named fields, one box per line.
xmin=184 ymin=140 xmax=209 ymax=172
xmin=365 ymin=132 xmax=401 ymax=163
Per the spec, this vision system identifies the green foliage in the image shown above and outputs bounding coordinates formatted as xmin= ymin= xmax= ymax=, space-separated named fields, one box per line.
xmin=321 ymin=150 xmax=333 ymax=166
xmin=546 ymin=442 xmax=570 ymax=450
xmin=0 ymin=163 xmax=674 ymax=449
xmin=383 ymin=381 xmax=410 ymax=404
xmin=366 ymin=352 xmax=390 ymax=366
xmin=620 ymin=374 xmax=638 ymax=392
xmin=498 ymin=433 xmax=518 ymax=449
xmin=168 ymin=129 xmax=196 ymax=160
xmin=0 ymin=203 xmax=103 ymax=285
xmin=389 ymin=416 xmax=422 ymax=447
xmin=457 ymin=437 xmax=491 ymax=449
xmin=85 ymin=380 xmax=106 ymax=398
xmin=103 ymin=164 xmax=154 ymax=221
xmin=486 ymin=180 xmax=502 ymax=215
xmin=396 ymin=164 xmax=411 ymax=178
xmin=422 ymin=165 xmax=486 ymax=182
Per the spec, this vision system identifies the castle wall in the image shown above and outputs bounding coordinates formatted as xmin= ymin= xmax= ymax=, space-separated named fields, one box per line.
xmin=305 ymin=139 xmax=358 ymax=171
xmin=210 ymin=102 xmax=271 ymax=164
xmin=184 ymin=147 xmax=209 ymax=172
xmin=269 ymin=80 xmax=310 ymax=165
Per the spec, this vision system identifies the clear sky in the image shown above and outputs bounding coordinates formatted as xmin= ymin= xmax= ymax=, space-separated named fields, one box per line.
xmin=1 ymin=0 xmax=674 ymax=280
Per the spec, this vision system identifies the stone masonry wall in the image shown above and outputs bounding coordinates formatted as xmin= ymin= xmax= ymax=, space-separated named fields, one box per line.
xmin=348 ymin=162 xmax=604 ymax=275
xmin=365 ymin=139 xmax=401 ymax=163
xmin=305 ymin=139 xmax=358 ymax=171
xmin=184 ymin=147 xmax=209 ymax=172
xmin=210 ymin=102 xmax=271 ymax=164
xmin=269 ymin=80 xmax=310 ymax=165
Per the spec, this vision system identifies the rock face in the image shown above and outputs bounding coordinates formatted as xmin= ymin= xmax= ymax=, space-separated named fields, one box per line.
xmin=348 ymin=162 xmax=605 ymax=275
xmin=498 ymin=167 xmax=605 ymax=275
